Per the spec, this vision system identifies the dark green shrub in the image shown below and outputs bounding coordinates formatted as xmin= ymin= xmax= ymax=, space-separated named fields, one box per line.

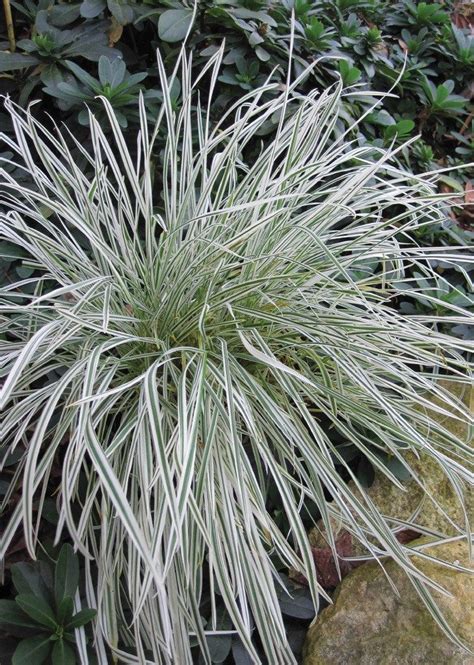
xmin=0 ymin=1 xmax=471 ymax=166
xmin=0 ymin=544 xmax=96 ymax=664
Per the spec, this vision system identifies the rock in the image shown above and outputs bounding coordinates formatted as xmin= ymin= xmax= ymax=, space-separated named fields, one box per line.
xmin=303 ymin=537 xmax=474 ymax=665
xmin=309 ymin=382 xmax=473 ymax=558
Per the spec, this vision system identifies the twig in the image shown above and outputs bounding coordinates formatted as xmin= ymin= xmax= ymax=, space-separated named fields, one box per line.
xmin=2 ymin=0 xmax=15 ymax=52
xmin=459 ymin=110 xmax=474 ymax=136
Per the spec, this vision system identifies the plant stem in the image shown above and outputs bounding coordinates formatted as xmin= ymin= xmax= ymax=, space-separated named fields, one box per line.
xmin=2 ymin=0 xmax=15 ymax=52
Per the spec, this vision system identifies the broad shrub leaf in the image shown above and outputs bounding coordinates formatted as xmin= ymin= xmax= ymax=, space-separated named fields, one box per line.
xmin=54 ymin=544 xmax=79 ymax=608
xmin=107 ymin=0 xmax=134 ymax=25
xmin=0 ymin=599 xmax=39 ymax=636
xmin=12 ymin=636 xmax=52 ymax=665
xmin=80 ymin=0 xmax=106 ymax=19
xmin=66 ymin=607 xmax=97 ymax=629
xmin=158 ymin=9 xmax=194 ymax=42
xmin=15 ymin=595 xmax=58 ymax=630
xmin=231 ymin=638 xmax=254 ymax=665
xmin=51 ymin=638 xmax=76 ymax=665
xmin=0 ymin=53 xmax=40 ymax=71
xmin=57 ymin=596 xmax=75 ymax=625
xmin=206 ymin=634 xmax=232 ymax=663
xmin=11 ymin=562 xmax=52 ymax=603
xmin=279 ymin=591 xmax=316 ymax=620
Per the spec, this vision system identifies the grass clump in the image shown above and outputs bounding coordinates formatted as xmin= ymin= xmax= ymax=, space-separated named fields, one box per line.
xmin=0 ymin=51 xmax=472 ymax=663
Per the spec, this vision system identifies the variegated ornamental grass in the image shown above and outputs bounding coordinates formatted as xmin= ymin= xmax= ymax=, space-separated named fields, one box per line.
xmin=0 ymin=49 xmax=473 ymax=663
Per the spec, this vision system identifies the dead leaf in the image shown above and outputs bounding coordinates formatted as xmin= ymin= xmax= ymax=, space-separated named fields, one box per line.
xmin=451 ymin=0 xmax=474 ymax=29
xmin=311 ymin=530 xmax=355 ymax=588
xmin=395 ymin=528 xmax=420 ymax=545
xmin=398 ymin=39 xmax=409 ymax=52
xmin=464 ymin=181 xmax=474 ymax=205
xmin=458 ymin=181 xmax=474 ymax=228
xmin=108 ymin=17 xmax=123 ymax=46
xmin=291 ymin=531 xmax=357 ymax=590
xmin=292 ymin=528 xmax=420 ymax=589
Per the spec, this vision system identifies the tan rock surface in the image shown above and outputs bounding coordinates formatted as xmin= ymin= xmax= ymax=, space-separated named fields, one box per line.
xmin=303 ymin=537 xmax=474 ymax=665
xmin=309 ymin=382 xmax=473 ymax=555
